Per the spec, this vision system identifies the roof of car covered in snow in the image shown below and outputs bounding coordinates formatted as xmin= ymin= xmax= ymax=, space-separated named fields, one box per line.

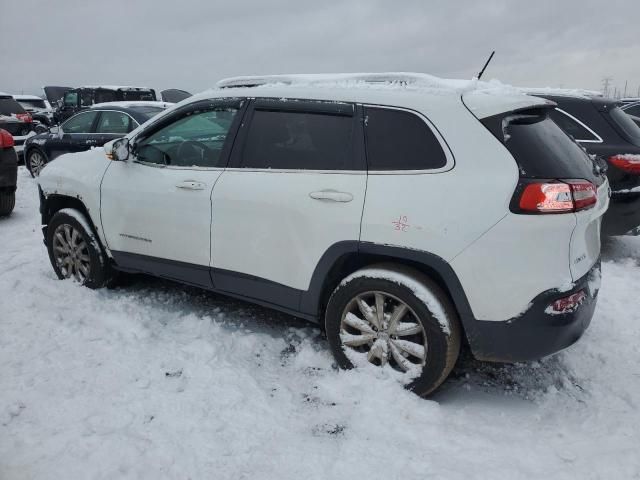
xmin=11 ymin=94 xmax=45 ymax=101
xmin=90 ymin=101 xmax=172 ymax=109
xmin=209 ymin=72 xmax=550 ymax=119
xmin=78 ymin=85 xmax=155 ymax=91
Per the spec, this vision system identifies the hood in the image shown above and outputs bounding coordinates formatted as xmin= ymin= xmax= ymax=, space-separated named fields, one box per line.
xmin=43 ymin=86 xmax=72 ymax=104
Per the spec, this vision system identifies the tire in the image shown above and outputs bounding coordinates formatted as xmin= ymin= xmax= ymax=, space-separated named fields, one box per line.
xmin=26 ymin=149 xmax=47 ymax=177
xmin=46 ymin=209 xmax=114 ymax=289
xmin=0 ymin=191 xmax=15 ymax=217
xmin=325 ymin=264 xmax=461 ymax=397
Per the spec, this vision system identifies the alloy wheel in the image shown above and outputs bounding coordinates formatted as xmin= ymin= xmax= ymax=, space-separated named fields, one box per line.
xmin=339 ymin=291 xmax=428 ymax=374
xmin=29 ymin=151 xmax=46 ymax=176
xmin=52 ymin=223 xmax=91 ymax=283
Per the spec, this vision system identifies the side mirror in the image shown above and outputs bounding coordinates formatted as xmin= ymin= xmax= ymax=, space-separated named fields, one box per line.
xmin=105 ymin=138 xmax=130 ymax=161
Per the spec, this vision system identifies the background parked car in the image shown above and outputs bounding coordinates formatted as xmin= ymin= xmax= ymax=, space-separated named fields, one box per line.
xmin=0 ymin=129 xmax=18 ymax=217
xmin=24 ymin=101 xmax=171 ymax=176
xmin=530 ymin=91 xmax=640 ymax=236
xmin=13 ymin=94 xmax=54 ymax=128
xmin=0 ymin=92 xmax=36 ymax=160
xmin=54 ymin=86 xmax=158 ymax=123
xmin=621 ymin=101 xmax=640 ymax=127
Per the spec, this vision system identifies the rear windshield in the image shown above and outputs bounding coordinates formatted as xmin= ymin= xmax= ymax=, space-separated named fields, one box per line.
xmin=121 ymin=90 xmax=156 ymax=101
xmin=608 ymin=106 xmax=640 ymax=146
xmin=0 ymin=98 xmax=26 ymax=115
xmin=131 ymin=106 xmax=165 ymax=121
xmin=482 ymin=108 xmax=598 ymax=182
xmin=18 ymin=99 xmax=47 ymax=110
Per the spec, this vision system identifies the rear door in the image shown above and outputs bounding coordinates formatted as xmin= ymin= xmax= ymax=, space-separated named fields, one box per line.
xmin=94 ymin=110 xmax=137 ymax=146
xmin=210 ymin=98 xmax=366 ymax=310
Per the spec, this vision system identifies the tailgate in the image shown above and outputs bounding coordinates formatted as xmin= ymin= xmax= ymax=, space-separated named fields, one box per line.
xmin=569 ymin=181 xmax=609 ymax=280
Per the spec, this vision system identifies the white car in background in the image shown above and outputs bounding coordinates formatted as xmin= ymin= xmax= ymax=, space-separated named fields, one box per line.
xmin=37 ymin=73 xmax=609 ymax=396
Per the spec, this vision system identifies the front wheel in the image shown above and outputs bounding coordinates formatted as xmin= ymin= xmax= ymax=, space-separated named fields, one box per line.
xmin=325 ymin=264 xmax=461 ymax=397
xmin=46 ymin=209 xmax=114 ymax=288
xmin=26 ymin=149 xmax=47 ymax=177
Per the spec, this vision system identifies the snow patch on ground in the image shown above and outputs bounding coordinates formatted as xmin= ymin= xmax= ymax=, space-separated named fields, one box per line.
xmin=1 ymin=170 xmax=640 ymax=479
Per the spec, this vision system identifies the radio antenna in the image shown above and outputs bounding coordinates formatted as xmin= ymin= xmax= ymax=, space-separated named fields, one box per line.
xmin=476 ymin=51 xmax=495 ymax=80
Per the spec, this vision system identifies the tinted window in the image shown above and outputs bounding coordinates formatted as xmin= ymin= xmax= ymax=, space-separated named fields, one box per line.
xmin=485 ymin=110 xmax=598 ymax=181
xmin=0 ymin=98 xmax=26 ymax=115
xmin=122 ymin=90 xmax=156 ymax=101
xmin=96 ymin=111 xmax=134 ymax=134
xmin=80 ymin=91 xmax=93 ymax=106
xmin=549 ymin=109 xmax=599 ymax=141
xmin=94 ymin=90 xmax=117 ymax=104
xmin=135 ymin=107 xmax=238 ymax=167
xmin=62 ymin=111 xmax=98 ymax=133
xmin=364 ymin=107 xmax=447 ymax=170
xmin=241 ymin=109 xmax=355 ymax=170
xmin=609 ymin=106 xmax=640 ymax=147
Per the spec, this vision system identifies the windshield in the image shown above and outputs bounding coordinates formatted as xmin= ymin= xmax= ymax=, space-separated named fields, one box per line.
xmin=0 ymin=98 xmax=26 ymax=115
xmin=609 ymin=106 xmax=640 ymax=147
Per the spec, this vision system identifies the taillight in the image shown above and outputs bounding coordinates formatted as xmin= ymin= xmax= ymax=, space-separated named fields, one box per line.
xmin=609 ymin=154 xmax=640 ymax=174
xmin=16 ymin=112 xmax=32 ymax=123
xmin=546 ymin=290 xmax=587 ymax=315
xmin=0 ymin=129 xmax=14 ymax=148
xmin=517 ymin=180 xmax=597 ymax=214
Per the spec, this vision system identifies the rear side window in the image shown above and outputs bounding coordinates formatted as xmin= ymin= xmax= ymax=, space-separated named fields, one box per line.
xmin=364 ymin=107 xmax=447 ymax=170
xmin=0 ymin=98 xmax=26 ymax=115
xmin=549 ymin=109 xmax=599 ymax=142
xmin=608 ymin=106 xmax=640 ymax=147
xmin=96 ymin=111 xmax=134 ymax=134
xmin=241 ymin=110 xmax=355 ymax=170
xmin=483 ymin=109 xmax=598 ymax=182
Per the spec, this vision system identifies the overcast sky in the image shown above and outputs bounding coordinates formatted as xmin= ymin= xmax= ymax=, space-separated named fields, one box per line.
xmin=2 ymin=0 xmax=639 ymax=97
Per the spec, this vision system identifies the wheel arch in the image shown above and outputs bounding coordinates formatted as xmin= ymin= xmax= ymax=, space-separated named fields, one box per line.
xmin=40 ymin=193 xmax=109 ymax=257
xmin=302 ymin=242 xmax=478 ymax=344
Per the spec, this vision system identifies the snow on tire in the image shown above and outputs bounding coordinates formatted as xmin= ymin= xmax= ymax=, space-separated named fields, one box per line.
xmin=325 ymin=263 xmax=461 ymax=397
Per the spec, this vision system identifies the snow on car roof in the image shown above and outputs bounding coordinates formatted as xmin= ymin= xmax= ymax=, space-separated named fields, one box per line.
xmin=79 ymin=85 xmax=154 ymax=91
xmin=90 ymin=101 xmax=172 ymax=109
xmin=215 ymin=72 xmax=550 ymax=119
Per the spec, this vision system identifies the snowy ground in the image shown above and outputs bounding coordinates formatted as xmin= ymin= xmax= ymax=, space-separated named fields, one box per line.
xmin=1 ymin=168 xmax=639 ymax=479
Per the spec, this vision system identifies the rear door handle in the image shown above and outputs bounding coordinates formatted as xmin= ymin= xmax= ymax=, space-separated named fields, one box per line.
xmin=309 ymin=189 xmax=353 ymax=202
xmin=176 ymin=180 xmax=206 ymax=190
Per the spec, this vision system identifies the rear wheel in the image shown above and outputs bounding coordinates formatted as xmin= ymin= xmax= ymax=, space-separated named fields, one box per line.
xmin=27 ymin=149 xmax=47 ymax=177
xmin=0 ymin=191 xmax=15 ymax=217
xmin=325 ymin=264 xmax=461 ymax=397
xmin=46 ymin=209 xmax=114 ymax=288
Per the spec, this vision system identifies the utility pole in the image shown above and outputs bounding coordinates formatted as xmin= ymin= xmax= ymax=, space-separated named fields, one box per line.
xmin=602 ymin=77 xmax=613 ymax=97
xmin=624 ymin=80 xmax=628 ymax=98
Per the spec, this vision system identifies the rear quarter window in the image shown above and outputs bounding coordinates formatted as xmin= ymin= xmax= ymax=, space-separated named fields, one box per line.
xmin=364 ymin=107 xmax=447 ymax=170
xmin=0 ymin=98 xmax=26 ymax=115
xmin=482 ymin=109 xmax=599 ymax=182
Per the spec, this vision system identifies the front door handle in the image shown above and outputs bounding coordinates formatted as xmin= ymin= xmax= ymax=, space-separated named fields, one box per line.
xmin=309 ymin=189 xmax=353 ymax=203
xmin=176 ymin=180 xmax=206 ymax=190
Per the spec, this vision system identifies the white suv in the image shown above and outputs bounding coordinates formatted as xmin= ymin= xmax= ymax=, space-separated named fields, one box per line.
xmin=38 ymin=73 xmax=609 ymax=396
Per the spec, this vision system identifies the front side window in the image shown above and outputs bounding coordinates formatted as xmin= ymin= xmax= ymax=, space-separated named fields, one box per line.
xmin=96 ymin=111 xmax=134 ymax=134
xmin=134 ymin=106 xmax=239 ymax=167
xmin=364 ymin=107 xmax=447 ymax=170
xmin=61 ymin=111 xmax=98 ymax=133
xmin=549 ymin=109 xmax=599 ymax=142
xmin=241 ymin=109 xmax=355 ymax=170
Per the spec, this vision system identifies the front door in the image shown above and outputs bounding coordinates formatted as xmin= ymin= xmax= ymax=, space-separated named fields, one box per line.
xmin=48 ymin=110 xmax=100 ymax=160
xmin=100 ymin=99 xmax=245 ymax=287
xmin=210 ymin=99 xmax=367 ymax=310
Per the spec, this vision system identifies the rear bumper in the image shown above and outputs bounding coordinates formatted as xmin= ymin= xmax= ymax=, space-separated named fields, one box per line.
xmin=467 ymin=261 xmax=600 ymax=363
xmin=602 ymin=191 xmax=640 ymax=236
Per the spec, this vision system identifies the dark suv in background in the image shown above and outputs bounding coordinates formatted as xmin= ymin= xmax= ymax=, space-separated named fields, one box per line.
xmin=532 ymin=93 xmax=640 ymax=236
xmin=0 ymin=93 xmax=35 ymax=158
xmin=55 ymin=86 xmax=157 ymax=123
